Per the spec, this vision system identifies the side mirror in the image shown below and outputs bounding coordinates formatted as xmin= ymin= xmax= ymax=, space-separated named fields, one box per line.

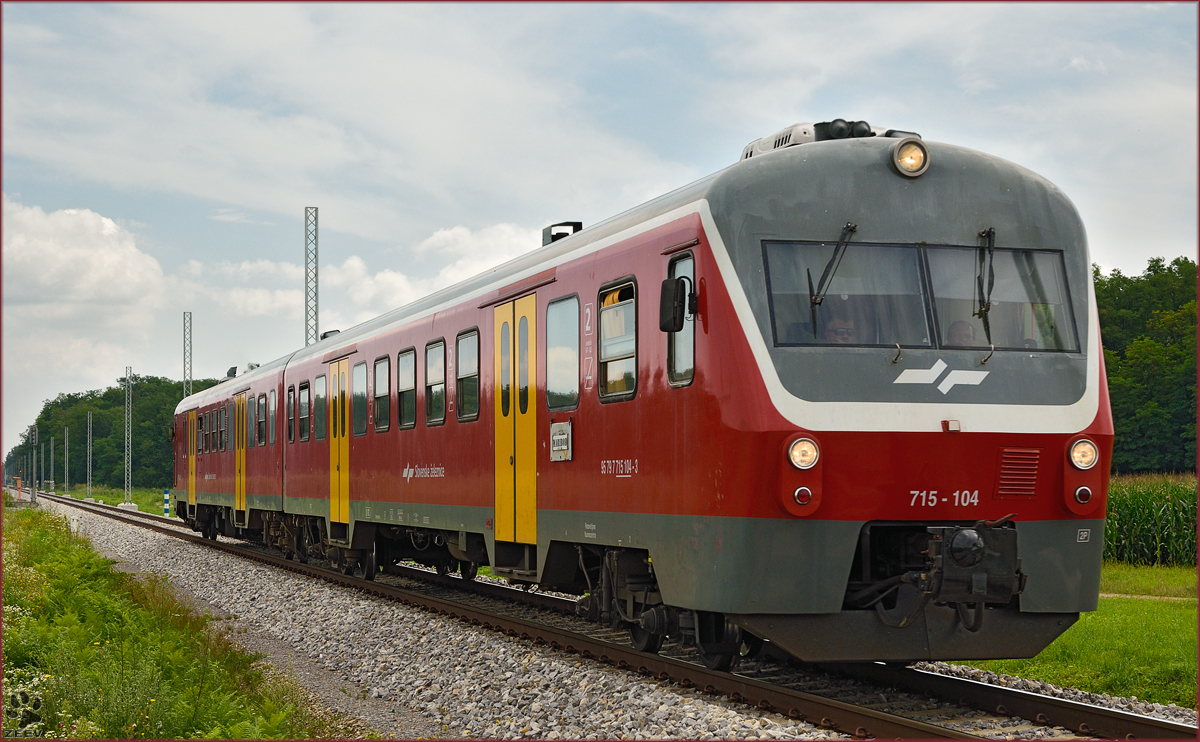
xmin=168 ymin=425 xmax=176 ymax=442
xmin=659 ymin=277 xmax=688 ymax=333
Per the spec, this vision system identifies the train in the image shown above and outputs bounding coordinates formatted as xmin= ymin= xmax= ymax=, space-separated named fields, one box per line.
xmin=172 ymin=118 xmax=1112 ymax=670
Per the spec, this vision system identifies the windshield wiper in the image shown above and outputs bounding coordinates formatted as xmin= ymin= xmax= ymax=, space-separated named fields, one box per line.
xmin=973 ymin=227 xmax=996 ymax=346
xmin=807 ymin=222 xmax=857 ymax=337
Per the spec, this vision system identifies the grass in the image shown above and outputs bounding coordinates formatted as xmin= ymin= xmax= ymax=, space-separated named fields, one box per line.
xmin=1100 ymin=561 xmax=1197 ymax=599
xmin=1 ymin=496 xmax=376 ymax=739
xmin=57 ymin=484 xmax=172 ymax=517
xmin=1105 ymin=472 xmax=1197 ymax=567
xmin=972 ymin=595 xmax=1196 ymax=708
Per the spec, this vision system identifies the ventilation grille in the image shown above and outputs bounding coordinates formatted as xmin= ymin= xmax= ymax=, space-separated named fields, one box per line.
xmin=773 ymin=133 xmax=793 ymax=149
xmin=996 ymin=447 xmax=1041 ymax=498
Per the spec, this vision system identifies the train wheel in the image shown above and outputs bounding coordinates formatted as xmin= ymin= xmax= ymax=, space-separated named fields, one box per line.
xmin=436 ymin=560 xmax=454 ymax=577
xmin=629 ymin=624 xmax=665 ymax=654
xmin=362 ymin=551 xmax=377 ymax=582
xmin=696 ymin=620 xmax=740 ymax=672
xmin=696 ymin=644 xmax=736 ymax=672
xmin=459 ymin=561 xmax=478 ymax=581
xmin=739 ymin=632 xmax=765 ymax=660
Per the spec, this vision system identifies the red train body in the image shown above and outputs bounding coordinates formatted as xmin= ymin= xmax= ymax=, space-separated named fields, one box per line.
xmin=175 ymin=122 xmax=1111 ymax=666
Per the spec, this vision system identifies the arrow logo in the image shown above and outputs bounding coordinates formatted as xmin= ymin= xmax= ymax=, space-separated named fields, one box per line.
xmin=402 ymin=464 xmax=414 ymax=483
xmin=894 ymin=359 xmax=988 ymax=394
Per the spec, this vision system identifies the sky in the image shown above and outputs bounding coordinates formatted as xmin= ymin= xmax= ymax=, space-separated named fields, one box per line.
xmin=2 ymin=3 xmax=1197 ymax=462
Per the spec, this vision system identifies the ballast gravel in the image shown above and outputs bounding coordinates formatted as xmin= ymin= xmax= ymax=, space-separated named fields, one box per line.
xmin=52 ymin=503 xmax=849 ymax=740
xmin=915 ymin=662 xmax=1198 ymax=727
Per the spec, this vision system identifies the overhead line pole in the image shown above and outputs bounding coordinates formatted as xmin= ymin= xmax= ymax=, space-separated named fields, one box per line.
xmin=87 ymin=411 xmax=93 ymax=500
xmin=184 ymin=312 xmax=193 ymax=399
xmin=123 ymin=367 xmax=133 ymax=508
xmin=305 ymin=207 xmax=319 ymax=346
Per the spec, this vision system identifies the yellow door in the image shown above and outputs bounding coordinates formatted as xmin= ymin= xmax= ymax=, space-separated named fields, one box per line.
xmin=329 ymin=359 xmax=350 ymax=523
xmin=188 ymin=411 xmax=196 ymax=506
xmin=494 ymin=295 xmax=538 ymax=544
xmin=235 ymin=395 xmax=247 ymax=512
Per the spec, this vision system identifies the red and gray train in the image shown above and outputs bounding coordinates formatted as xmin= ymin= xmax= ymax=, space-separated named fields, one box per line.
xmin=173 ymin=119 xmax=1111 ymax=669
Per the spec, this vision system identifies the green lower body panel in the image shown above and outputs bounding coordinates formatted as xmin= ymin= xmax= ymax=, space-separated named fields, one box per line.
xmin=732 ymin=607 xmax=1079 ymax=662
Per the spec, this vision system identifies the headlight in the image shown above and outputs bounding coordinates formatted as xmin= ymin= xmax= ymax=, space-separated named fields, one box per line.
xmin=788 ymin=438 xmax=819 ymax=470
xmin=892 ymin=137 xmax=929 ymax=177
xmin=1070 ymin=439 xmax=1099 ymax=470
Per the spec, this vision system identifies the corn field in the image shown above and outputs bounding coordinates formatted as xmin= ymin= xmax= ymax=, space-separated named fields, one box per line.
xmin=1104 ymin=473 xmax=1197 ymax=567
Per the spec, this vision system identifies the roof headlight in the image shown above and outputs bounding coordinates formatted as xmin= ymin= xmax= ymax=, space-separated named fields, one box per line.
xmin=788 ymin=438 xmax=819 ymax=470
xmin=1070 ymin=439 xmax=1099 ymax=470
xmin=892 ymin=137 xmax=929 ymax=177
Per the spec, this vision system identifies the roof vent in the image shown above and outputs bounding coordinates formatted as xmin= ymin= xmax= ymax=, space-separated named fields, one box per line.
xmin=740 ymin=120 xmax=920 ymax=162
xmin=320 ymin=329 xmax=340 ymax=340
xmin=543 ymin=221 xmax=583 ymax=246
xmin=226 ymin=366 xmax=237 ymax=378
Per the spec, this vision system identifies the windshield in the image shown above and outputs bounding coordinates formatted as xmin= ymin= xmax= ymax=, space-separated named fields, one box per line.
xmin=762 ymin=241 xmax=1079 ymax=352
xmin=763 ymin=241 xmax=932 ymax=347
xmin=927 ymin=247 xmax=1078 ymax=351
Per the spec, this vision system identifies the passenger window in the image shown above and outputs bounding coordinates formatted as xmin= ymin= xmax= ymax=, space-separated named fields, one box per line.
xmin=313 ymin=376 xmax=325 ymax=440
xmin=397 ymin=351 xmax=416 ymax=429
xmin=287 ymin=386 xmax=295 ymax=443
xmin=257 ymin=394 xmax=267 ymax=446
xmin=247 ymin=397 xmax=257 ymax=447
xmin=599 ymin=284 xmax=636 ymax=397
xmin=374 ymin=357 xmax=390 ymax=432
xmin=668 ymin=255 xmax=695 ymax=385
xmin=546 ymin=297 xmax=579 ymax=409
xmin=456 ymin=331 xmax=479 ymax=421
xmin=299 ymin=383 xmax=311 ymax=441
xmin=226 ymin=404 xmax=233 ymax=449
xmin=199 ymin=413 xmax=206 ymax=453
xmin=352 ymin=362 xmax=368 ymax=435
xmin=426 ymin=341 xmax=445 ymax=424
xmin=269 ymin=389 xmax=277 ymax=445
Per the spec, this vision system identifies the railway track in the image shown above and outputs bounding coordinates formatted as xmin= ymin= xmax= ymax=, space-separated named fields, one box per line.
xmin=37 ymin=492 xmax=1196 ymax=740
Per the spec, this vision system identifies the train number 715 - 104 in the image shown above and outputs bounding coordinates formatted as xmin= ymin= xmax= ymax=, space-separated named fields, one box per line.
xmin=909 ymin=490 xmax=979 ymax=507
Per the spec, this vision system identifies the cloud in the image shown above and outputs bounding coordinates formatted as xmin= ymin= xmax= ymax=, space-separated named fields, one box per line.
xmin=209 ymin=208 xmax=274 ymax=225
xmin=1 ymin=5 xmax=693 ymax=245
xmin=323 ymin=223 xmax=541 ymax=319
xmin=1067 ymin=56 xmax=1108 ymax=73
xmin=1 ymin=193 xmax=166 ymax=335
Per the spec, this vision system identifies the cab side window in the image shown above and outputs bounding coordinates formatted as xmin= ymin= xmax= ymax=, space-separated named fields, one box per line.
xmin=426 ymin=341 xmax=446 ymax=424
xmin=546 ymin=296 xmax=579 ymax=409
xmin=313 ymin=376 xmax=326 ymax=440
xmin=456 ymin=331 xmax=479 ymax=421
xmin=287 ymin=386 xmax=295 ymax=443
xmin=247 ymin=396 xmax=257 ymax=447
xmin=257 ymin=394 xmax=267 ymax=446
xmin=599 ymin=283 xmax=636 ymax=398
xmin=299 ymin=382 xmax=311 ymax=442
xmin=374 ymin=357 xmax=390 ymax=432
xmin=352 ymin=362 xmax=369 ymax=435
xmin=397 ymin=350 xmax=416 ymax=428
xmin=269 ymin=389 xmax=277 ymax=445
xmin=668 ymin=254 xmax=695 ymax=385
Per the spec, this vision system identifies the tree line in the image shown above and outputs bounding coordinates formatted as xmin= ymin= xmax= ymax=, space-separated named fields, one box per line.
xmin=3 ymin=256 xmax=1195 ymax=487
xmin=1094 ymin=256 xmax=1196 ymax=473
xmin=5 ymin=375 xmax=220 ymax=491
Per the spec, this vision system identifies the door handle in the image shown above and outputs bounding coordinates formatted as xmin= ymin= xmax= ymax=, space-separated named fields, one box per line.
xmin=510 ymin=456 xmax=514 ymax=465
